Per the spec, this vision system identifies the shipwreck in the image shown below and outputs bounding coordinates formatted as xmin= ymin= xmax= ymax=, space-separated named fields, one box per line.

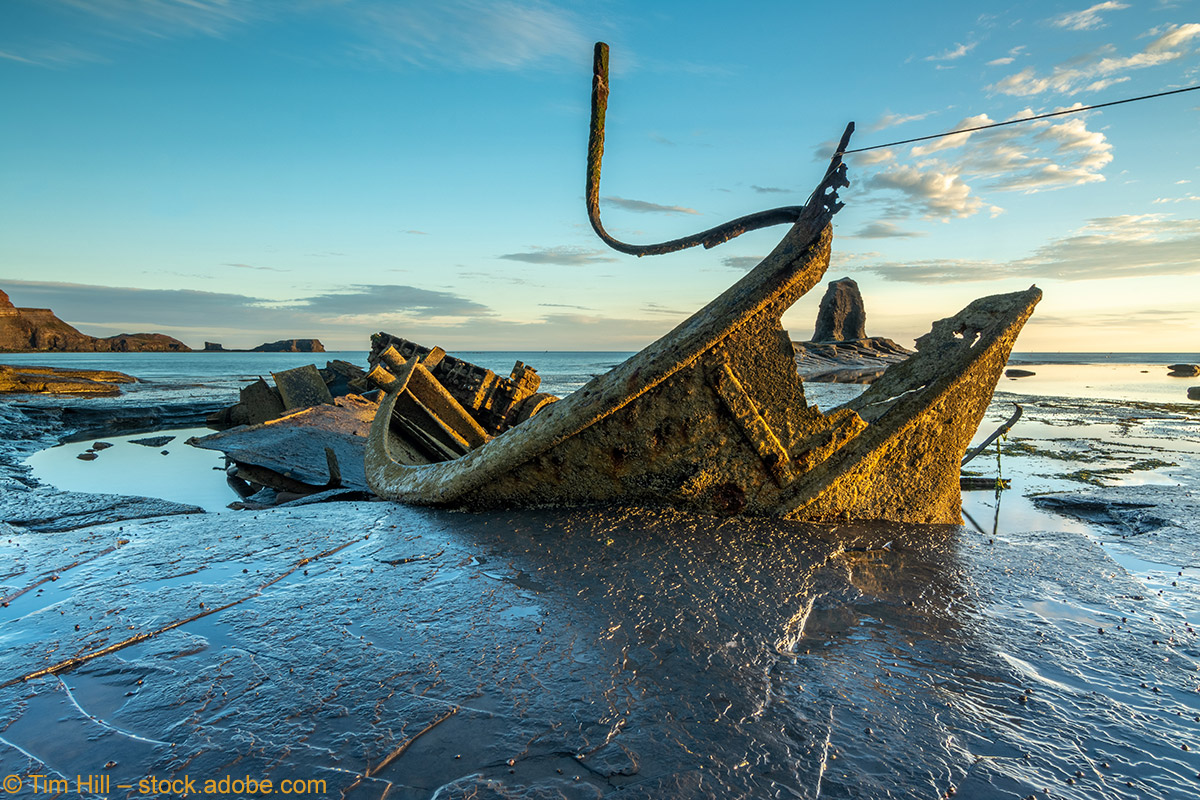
xmin=354 ymin=43 xmax=1040 ymax=525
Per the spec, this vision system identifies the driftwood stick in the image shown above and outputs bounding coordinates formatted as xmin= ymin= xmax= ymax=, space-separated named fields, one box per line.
xmin=585 ymin=41 xmax=852 ymax=257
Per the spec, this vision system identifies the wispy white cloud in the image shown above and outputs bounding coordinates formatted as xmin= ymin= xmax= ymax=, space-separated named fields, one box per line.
xmin=225 ymin=262 xmax=288 ymax=272
xmin=852 ymin=214 xmax=1200 ymax=282
xmin=721 ymin=256 xmax=762 ymax=271
xmin=0 ymin=278 xmax=687 ymax=349
xmin=925 ymin=42 xmax=977 ymax=62
xmin=852 ymin=105 xmax=1113 ymax=220
xmin=57 ymin=0 xmax=260 ymax=39
xmin=602 ymin=196 xmax=701 ymax=215
xmin=869 ymin=110 xmax=934 ymax=132
xmin=1 ymin=1 xmax=285 ymax=68
xmin=0 ymin=40 xmax=111 ymax=68
xmin=987 ymin=44 xmax=1027 ymax=67
xmin=288 ymin=284 xmax=491 ymax=317
xmin=5 ymin=1 xmax=593 ymax=73
xmin=864 ymin=165 xmax=987 ymax=219
xmin=349 ymin=0 xmax=589 ymax=71
xmin=1051 ymin=2 xmax=1130 ymax=31
xmin=851 ymin=221 xmax=926 ymax=239
xmin=990 ymin=23 xmax=1200 ymax=96
xmin=0 ymin=49 xmax=38 ymax=65
xmin=642 ymin=302 xmax=687 ymax=315
xmin=498 ymin=246 xmax=618 ymax=266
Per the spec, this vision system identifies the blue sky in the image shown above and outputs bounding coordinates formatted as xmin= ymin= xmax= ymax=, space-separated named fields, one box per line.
xmin=2 ymin=0 xmax=1198 ymax=351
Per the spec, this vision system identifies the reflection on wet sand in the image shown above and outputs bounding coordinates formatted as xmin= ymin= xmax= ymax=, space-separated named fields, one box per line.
xmin=0 ymin=505 xmax=964 ymax=796
xmin=0 ymin=506 xmax=1066 ymax=797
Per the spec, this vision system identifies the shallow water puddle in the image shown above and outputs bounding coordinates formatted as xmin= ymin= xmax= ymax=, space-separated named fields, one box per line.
xmin=24 ymin=426 xmax=235 ymax=512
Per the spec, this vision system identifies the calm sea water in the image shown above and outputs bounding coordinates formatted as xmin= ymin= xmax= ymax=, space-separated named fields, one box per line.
xmin=0 ymin=350 xmax=633 ymax=404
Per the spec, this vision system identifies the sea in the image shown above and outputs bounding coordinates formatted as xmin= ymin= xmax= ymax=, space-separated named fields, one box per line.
xmin=2 ymin=349 xmax=1198 ymax=797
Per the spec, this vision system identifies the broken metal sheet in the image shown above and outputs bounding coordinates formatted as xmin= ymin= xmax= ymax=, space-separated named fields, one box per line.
xmin=189 ymin=395 xmax=391 ymax=492
xmin=272 ymin=364 xmax=333 ymax=411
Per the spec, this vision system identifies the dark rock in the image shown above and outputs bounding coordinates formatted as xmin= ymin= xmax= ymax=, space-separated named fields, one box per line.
xmin=76 ymin=452 xmax=98 ymax=461
xmin=252 ymin=339 xmax=325 ymax=353
xmin=812 ymin=277 xmax=867 ymax=342
xmin=1 ymin=363 xmax=136 ymax=395
xmin=792 ymin=338 xmax=911 ymax=383
xmin=92 ymin=441 xmax=114 ymax=450
xmin=19 ymin=400 xmax=226 ymax=440
xmin=98 ymin=333 xmax=190 ymax=352
xmin=793 ymin=278 xmax=911 ymax=382
xmin=1168 ymin=363 xmax=1199 ymax=377
xmin=130 ymin=435 xmax=175 ymax=448
xmin=1 ymin=488 xmax=202 ymax=531
xmin=1006 ymin=368 xmax=1036 ymax=378
xmin=1188 ymin=387 xmax=1200 ymax=401
xmin=203 ymin=341 xmax=226 ymax=351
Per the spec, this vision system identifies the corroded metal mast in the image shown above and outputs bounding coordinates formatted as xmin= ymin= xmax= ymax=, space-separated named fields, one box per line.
xmin=585 ymin=41 xmax=853 ymax=256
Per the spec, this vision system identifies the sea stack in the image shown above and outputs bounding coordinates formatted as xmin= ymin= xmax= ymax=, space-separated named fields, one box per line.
xmin=812 ymin=277 xmax=867 ymax=342
xmin=792 ymin=277 xmax=912 ymax=383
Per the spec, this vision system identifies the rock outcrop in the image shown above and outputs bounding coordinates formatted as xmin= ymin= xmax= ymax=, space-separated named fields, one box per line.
xmin=252 ymin=339 xmax=325 ymax=353
xmin=812 ymin=277 xmax=867 ymax=342
xmin=203 ymin=340 xmax=326 ymax=353
xmin=793 ymin=277 xmax=912 ymax=383
xmin=1168 ymin=363 xmax=1199 ymax=377
xmin=1 ymin=364 xmax=137 ymax=395
xmin=1 ymin=288 xmax=190 ymax=352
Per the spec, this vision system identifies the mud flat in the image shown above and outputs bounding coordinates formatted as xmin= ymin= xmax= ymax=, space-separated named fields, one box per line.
xmin=0 ymin=395 xmax=227 ymax=533
xmin=1 ymin=375 xmax=1198 ymax=797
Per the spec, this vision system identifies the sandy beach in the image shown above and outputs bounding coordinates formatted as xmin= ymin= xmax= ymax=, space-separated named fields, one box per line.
xmin=1 ymin=353 xmax=1197 ymax=798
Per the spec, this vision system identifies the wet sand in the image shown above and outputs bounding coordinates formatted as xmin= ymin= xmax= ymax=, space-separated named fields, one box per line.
xmin=1 ymin=371 xmax=1198 ymax=798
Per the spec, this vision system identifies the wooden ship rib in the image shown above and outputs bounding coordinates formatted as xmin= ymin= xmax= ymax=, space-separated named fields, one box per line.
xmin=362 ymin=43 xmax=1040 ymax=525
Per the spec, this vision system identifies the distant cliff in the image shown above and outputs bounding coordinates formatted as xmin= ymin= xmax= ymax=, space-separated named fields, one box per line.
xmin=0 ymin=288 xmax=191 ymax=352
xmin=203 ymin=339 xmax=326 ymax=353
xmin=253 ymin=339 xmax=325 ymax=353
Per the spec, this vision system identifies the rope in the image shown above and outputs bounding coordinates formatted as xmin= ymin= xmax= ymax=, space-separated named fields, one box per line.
xmin=841 ymin=84 xmax=1200 ymax=155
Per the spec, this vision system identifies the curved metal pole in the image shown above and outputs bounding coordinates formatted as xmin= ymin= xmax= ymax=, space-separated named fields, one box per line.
xmin=586 ymin=41 xmax=854 ymax=257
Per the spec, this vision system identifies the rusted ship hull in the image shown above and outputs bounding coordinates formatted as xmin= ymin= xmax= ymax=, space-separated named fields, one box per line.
xmin=364 ymin=217 xmax=1039 ymax=524
xmin=362 ymin=40 xmax=1041 ymax=524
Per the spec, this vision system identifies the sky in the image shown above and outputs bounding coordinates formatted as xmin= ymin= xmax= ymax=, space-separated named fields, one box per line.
xmin=2 ymin=0 xmax=1198 ymax=352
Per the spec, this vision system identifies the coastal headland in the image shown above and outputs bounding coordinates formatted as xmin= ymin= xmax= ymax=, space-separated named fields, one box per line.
xmin=1 ymin=287 xmax=324 ymax=355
